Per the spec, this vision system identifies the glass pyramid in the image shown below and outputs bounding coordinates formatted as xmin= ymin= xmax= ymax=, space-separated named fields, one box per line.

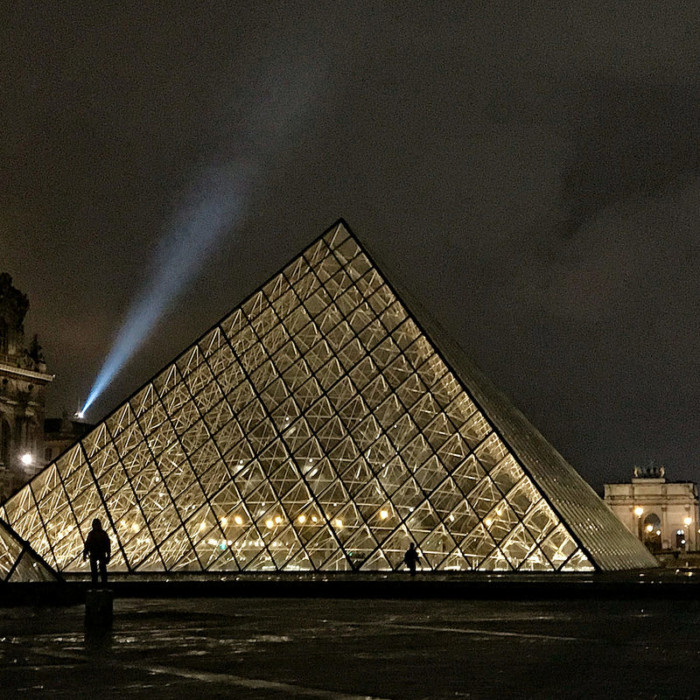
xmin=0 ymin=221 xmax=657 ymax=574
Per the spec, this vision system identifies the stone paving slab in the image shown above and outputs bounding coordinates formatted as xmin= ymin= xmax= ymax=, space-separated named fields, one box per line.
xmin=1 ymin=597 xmax=700 ymax=698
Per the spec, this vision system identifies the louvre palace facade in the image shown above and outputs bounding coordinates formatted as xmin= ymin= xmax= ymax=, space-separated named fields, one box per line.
xmin=0 ymin=220 xmax=657 ymax=580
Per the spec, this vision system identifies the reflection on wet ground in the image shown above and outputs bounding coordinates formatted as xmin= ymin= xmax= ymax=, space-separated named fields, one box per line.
xmin=1 ymin=597 xmax=700 ymax=698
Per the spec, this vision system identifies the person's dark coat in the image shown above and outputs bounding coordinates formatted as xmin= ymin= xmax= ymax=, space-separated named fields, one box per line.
xmin=84 ymin=523 xmax=111 ymax=561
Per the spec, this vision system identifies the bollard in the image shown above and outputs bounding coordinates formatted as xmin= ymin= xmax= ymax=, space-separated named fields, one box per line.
xmin=85 ymin=588 xmax=114 ymax=627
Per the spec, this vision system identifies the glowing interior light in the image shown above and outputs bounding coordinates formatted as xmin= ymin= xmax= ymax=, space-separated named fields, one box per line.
xmin=20 ymin=453 xmax=33 ymax=466
xmin=265 ymin=519 xmax=274 ymax=529
xmin=131 ymin=523 xmax=139 ymax=533
xmin=645 ymin=524 xmax=653 ymax=532
xmin=485 ymin=518 xmax=493 ymax=527
xmin=311 ymin=516 xmax=318 ymax=523
xmin=199 ymin=521 xmax=207 ymax=531
xmin=220 ymin=517 xmax=228 ymax=527
xmin=379 ymin=509 xmax=389 ymax=520
xmin=234 ymin=515 xmax=243 ymax=526
xmin=634 ymin=506 xmax=644 ymax=517
xmin=684 ymin=517 xmax=693 ymax=527
xmin=334 ymin=518 xmax=343 ymax=528
xmin=297 ymin=514 xmax=307 ymax=524
xmin=207 ymin=538 xmax=217 ymax=546
xmin=274 ymin=516 xmax=282 ymax=524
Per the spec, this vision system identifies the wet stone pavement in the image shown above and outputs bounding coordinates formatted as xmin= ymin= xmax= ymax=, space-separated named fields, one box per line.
xmin=1 ymin=596 xmax=699 ymax=699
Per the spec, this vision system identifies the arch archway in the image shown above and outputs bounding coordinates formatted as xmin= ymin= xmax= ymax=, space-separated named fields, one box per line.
xmin=642 ymin=512 xmax=662 ymax=552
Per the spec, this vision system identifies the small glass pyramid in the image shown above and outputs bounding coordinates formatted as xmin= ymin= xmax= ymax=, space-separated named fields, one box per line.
xmin=0 ymin=518 xmax=59 ymax=582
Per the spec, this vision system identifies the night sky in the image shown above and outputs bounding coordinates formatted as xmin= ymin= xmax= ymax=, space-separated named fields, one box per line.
xmin=2 ymin=3 xmax=699 ymax=490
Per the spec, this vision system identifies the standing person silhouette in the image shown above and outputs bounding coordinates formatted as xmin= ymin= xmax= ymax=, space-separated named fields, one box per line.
xmin=83 ymin=519 xmax=111 ymax=586
xmin=403 ymin=542 xmax=420 ymax=577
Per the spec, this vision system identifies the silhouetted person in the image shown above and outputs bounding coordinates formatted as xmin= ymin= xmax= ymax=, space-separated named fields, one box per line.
xmin=83 ymin=518 xmax=111 ymax=586
xmin=403 ymin=542 xmax=420 ymax=577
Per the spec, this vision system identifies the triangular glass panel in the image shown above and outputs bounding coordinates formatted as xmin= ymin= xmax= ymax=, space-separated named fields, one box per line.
xmin=478 ymin=547 xmax=513 ymax=572
xmin=438 ymin=549 xmax=471 ymax=572
xmin=281 ymin=547 xmax=313 ymax=572
xmin=561 ymin=549 xmax=594 ymax=572
xmin=362 ymin=549 xmax=392 ymax=571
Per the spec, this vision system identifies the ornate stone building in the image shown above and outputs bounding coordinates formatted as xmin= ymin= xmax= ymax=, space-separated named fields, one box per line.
xmin=0 ymin=274 xmax=53 ymax=499
xmin=604 ymin=466 xmax=699 ymax=552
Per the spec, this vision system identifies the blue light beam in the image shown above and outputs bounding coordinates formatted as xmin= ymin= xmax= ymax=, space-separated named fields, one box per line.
xmin=81 ymin=163 xmax=250 ymax=415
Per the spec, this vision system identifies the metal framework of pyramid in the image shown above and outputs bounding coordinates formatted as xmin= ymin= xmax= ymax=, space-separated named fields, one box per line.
xmin=0 ymin=220 xmax=657 ymax=575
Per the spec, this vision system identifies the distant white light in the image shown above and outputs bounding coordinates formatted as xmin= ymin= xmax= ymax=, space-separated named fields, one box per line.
xmin=20 ymin=453 xmax=33 ymax=466
xmin=75 ymin=411 xmax=85 ymax=420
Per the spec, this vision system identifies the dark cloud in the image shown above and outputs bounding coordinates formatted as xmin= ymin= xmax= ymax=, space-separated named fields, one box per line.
xmin=2 ymin=2 xmax=699 ymax=488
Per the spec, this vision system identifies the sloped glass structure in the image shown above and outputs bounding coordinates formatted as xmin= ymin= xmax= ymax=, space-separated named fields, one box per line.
xmin=0 ymin=518 xmax=59 ymax=582
xmin=0 ymin=221 xmax=657 ymax=574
